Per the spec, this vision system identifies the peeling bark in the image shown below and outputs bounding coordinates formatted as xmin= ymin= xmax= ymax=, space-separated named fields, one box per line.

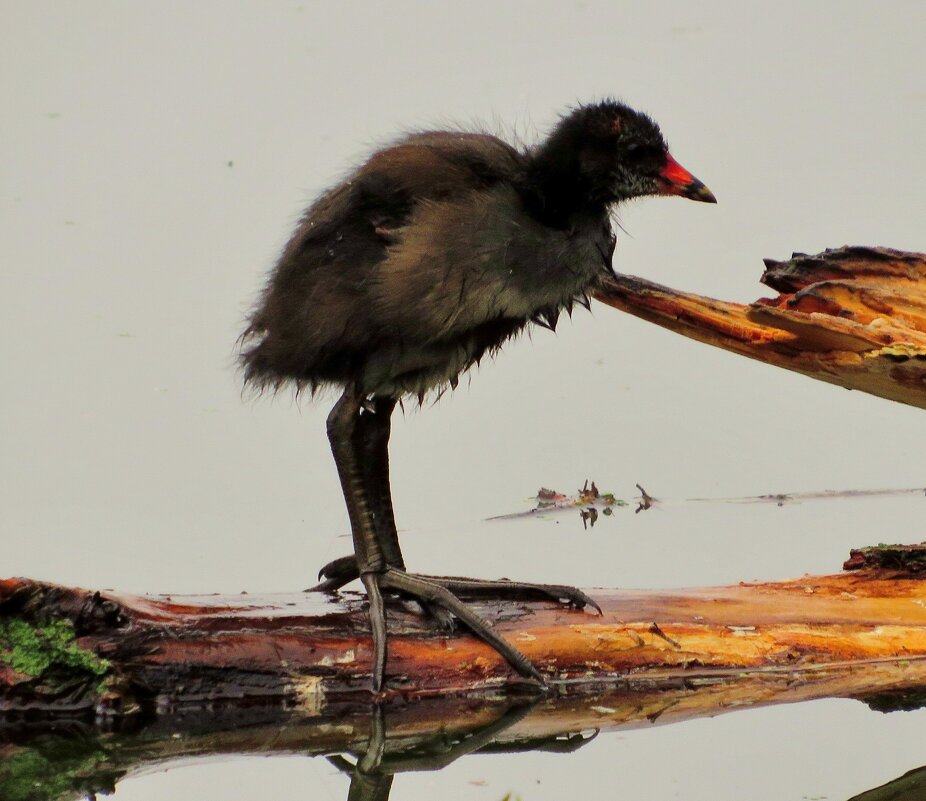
xmin=5 ymin=547 xmax=926 ymax=721
xmin=594 ymin=246 xmax=926 ymax=410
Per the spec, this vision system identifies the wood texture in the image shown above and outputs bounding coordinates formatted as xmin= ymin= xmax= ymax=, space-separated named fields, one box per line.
xmin=4 ymin=551 xmax=926 ymax=720
xmin=594 ymin=246 xmax=926 ymax=410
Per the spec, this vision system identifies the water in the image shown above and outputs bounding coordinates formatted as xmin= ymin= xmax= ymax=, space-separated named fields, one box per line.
xmin=3 ymin=1 xmax=926 ymax=798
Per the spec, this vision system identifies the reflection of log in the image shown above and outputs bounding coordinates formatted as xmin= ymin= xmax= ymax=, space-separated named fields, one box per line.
xmin=593 ymin=246 xmax=926 ymax=410
xmin=4 ymin=546 xmax=926 ymax=718
xmin=1 ymin=673 xmax=926 ymax=801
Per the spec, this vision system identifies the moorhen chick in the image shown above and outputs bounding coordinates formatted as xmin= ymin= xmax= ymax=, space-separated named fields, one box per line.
xmin=240 ymin=100 xmax=715 ymax=689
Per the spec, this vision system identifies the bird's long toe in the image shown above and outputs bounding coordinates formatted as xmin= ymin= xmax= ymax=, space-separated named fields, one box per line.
xmin=418 ymin=574 xmax=602 ymax=615
xmin=380 ymin=569 xmax=546 ymax=685
xmin=361 ymin=572 xmax=389 ymax=691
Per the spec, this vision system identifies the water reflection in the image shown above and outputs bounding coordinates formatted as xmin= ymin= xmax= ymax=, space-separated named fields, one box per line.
xmin=3 ymin=684 xmax=926 ymax=801
xmin=326 ymin=701 xmax=593 ymax=801
xmin=0 ymin=697 xmax=591 ymax=801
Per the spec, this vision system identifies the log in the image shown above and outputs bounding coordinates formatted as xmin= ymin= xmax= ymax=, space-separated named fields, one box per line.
xmin=593 ymin=246 xmax=926 ymax=410
xmin=6 ymin=550 xmax=926 ymax=801
xmin=4 ymin=544 xmax=926 ymax=722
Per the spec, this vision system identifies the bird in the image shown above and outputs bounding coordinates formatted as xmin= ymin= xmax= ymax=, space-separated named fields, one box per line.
xmin=239 ymin=99 xmax=716 ymax=691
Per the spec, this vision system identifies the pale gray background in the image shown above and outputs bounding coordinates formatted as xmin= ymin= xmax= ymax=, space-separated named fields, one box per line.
xmin=3 ymin=1 xmax=925 ymax=799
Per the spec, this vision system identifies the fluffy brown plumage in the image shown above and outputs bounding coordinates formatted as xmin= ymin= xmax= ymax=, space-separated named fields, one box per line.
xmin=238 ymin=100 xmax=715 ymax=691
xmin=240 ymin=101 xmax=713 ymax=400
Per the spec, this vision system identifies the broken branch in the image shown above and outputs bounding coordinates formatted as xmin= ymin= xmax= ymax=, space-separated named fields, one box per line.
xmin=593 ymin=246 xmax=926 ymax=410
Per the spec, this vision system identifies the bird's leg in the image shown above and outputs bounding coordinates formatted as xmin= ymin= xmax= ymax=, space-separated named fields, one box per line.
xmin=359 ymin=397 xmax=405 ymax=569
xmin=317 ymin=397 xmax=456 ymax=628
xmin=314 ymin=397 xmax=596 ymax=611
xmin=325 ymin=389 xmax=545 ymax=688
xmin=360 ymin=398 xmax=456 ymax=630
xmin=312 ymin=397 xmax=405 ymax=592
xmin=326 ymin=388 xmax=391 ymax=687
xmin=326 ymin=390 xmax=387 ymax=574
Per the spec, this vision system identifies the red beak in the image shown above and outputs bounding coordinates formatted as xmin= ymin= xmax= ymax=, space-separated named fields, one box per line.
xmin=659 ymin=153 xmax=717 ymax=203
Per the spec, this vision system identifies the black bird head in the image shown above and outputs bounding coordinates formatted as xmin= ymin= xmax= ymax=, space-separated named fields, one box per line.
xmin=529 ymin=100 xmax=716 ymax=221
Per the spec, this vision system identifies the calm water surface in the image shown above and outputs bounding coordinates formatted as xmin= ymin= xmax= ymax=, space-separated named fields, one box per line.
xmin=3 ymin=2 xmax=926 ymax=799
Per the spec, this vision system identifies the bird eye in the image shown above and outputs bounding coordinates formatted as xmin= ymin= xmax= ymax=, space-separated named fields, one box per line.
xmin=624 ymin=143 xmax=646 ymax=162
xmin=624 ymin=142 xmax=657 ymax=166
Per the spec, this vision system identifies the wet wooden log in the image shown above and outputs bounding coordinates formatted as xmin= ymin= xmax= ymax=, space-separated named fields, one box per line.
xmin=4 ymin=545 xmax=926 ymax=721
xmin=593 ymin=246 xmax=926 ymax=410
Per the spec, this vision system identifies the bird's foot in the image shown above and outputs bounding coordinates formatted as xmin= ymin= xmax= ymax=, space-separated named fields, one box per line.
xmin=308 ymin=557 xmax=601 ymax=690
xmin=366 ymin=568 xmax=547 ymax=690
xmin=307 ymin=556 xmax=457 ymax=632
xmin=308 ymin=556 xmax=601 ymax=614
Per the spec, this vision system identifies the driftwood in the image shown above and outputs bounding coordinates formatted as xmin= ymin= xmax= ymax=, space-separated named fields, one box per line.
xmin=4 ymin=549 xmax=926 ymax=800
xmin=594 ymin=246 xmax=926 ymax=410
xmin=4 ymin=545 xmax=926 ymax=721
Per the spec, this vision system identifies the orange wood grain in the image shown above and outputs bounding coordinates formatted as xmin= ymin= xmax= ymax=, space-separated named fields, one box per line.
xmin=4 ymin=561 xmax=926 ymax=716
xmin=594 ymin=246 xmax=926 ymax=410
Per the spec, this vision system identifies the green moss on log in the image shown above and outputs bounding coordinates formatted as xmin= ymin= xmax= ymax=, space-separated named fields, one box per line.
xmin=0 ymin=738 xmax=113 ymax=801
xmin=0 ymin=617 xmax=109 ymax=686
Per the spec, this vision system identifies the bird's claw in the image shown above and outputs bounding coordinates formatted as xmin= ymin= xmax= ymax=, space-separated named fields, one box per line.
xmin=309 ymin=558 xmax=600 ymax=688
xmin=365 ymin=568 xmax=546 ymax=689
